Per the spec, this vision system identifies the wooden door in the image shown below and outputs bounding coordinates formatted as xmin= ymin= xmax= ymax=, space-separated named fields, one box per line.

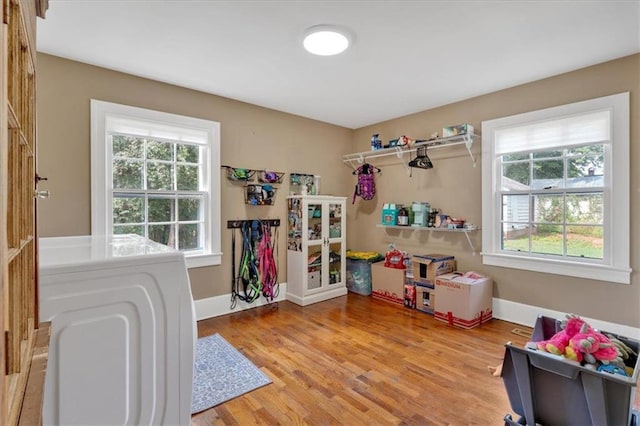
xmin=1 ymin=0 xmax=48 ymax=424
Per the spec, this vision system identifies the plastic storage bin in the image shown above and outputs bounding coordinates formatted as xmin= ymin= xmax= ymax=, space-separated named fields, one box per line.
xmin=346 ymin=258 xmax=377 ymax=295
xmin=502 ymin=315 xmax=639 ymax=426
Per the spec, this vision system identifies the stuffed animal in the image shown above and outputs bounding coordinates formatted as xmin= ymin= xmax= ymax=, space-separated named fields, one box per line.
xmin=566 ymin=322 xmax=621 ymax=366
xmin=535 ymin=315 xmax=587 ymax=357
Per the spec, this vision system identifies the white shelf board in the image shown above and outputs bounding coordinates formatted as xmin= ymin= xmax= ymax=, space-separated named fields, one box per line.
xmin=376 ymin=224 xmax=480 ymax=254
xmin=343 ymin=133 xmax=479 ymax=171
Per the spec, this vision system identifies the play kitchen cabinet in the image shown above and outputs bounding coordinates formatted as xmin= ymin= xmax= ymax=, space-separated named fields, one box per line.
xmin=286 ymin=196 xmax=347 ymax=305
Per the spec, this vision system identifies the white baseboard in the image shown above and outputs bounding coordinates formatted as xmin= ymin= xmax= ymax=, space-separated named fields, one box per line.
xmin=194 ymin=283 xmax=288 ymax=321
xmin=195 ymin=288 xmax=640 ymax=339
xmin=492 ymin=297 xmax=640 ymax=339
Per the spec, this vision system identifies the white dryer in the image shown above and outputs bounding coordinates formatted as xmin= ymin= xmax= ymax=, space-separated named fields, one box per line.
xmin=39 ymin=235 xmax=196 ymax=426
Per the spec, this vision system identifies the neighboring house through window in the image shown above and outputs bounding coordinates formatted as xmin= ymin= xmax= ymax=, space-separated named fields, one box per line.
xmin=481 ymin=93 xmax=630 ymax=284
xmin=91 ymin=100 xmax=221 ymax=268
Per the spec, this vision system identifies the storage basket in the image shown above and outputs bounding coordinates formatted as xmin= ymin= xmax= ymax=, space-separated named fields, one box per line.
xmin=244 ymin=184 xmax=277 ymax=206
xmin=225 ymin=166 xmax=255 ymax=181
xmin=258 ymin=170 xmax=285 ymax=184
xmin=502 ymin=315 xmax=640 ymax=426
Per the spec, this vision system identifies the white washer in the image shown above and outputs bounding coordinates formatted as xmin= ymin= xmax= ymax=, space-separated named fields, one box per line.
xmin=39 ymin=235 xmax=196 ymax=426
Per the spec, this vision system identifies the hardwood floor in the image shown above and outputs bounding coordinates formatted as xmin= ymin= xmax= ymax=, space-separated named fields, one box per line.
xmin=192 ymin=293 xmax=535 ymax=425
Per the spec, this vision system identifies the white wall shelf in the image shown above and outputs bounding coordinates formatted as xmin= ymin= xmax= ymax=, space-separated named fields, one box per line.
xmin=376 ymin=224 xmax=480 ymax=254
xmin=343 ymin=133 xmax=479 ymax=172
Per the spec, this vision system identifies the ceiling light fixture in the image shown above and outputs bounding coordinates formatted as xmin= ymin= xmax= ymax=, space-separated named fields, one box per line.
xmin=303 ymin=25 xmax=351 ymax=56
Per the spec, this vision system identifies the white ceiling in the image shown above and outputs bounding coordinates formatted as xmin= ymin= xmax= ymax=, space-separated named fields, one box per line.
xmin=37 ymin=1 xmax=640 ymax=129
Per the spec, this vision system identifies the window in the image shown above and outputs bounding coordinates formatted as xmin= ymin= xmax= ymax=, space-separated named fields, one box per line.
xmin=481 ymin=93 xmax=630 ymax=283
xmin=91 ymin=100 xmax=221 ymax=268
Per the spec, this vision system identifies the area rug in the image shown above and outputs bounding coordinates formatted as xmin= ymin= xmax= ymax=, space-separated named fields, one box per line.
xmin=191 ymin=333 xmax=272 ymax=414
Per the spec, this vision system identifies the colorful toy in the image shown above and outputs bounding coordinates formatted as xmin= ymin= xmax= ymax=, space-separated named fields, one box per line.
xmin=597 ymin=364 xmax=629 ymax=377
xmin=532 ymin=314 xmax=635 ymax=373
xmin=535 ymin=315 xmax=586 ymax=358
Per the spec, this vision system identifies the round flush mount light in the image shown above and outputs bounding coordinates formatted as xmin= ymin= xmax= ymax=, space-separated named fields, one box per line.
xmin=303 ymin=25 xmax=351 ymax=56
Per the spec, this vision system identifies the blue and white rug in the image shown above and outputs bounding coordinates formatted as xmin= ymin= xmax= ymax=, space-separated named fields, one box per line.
xmin=191 ymin=333 xmax=272 ymax=414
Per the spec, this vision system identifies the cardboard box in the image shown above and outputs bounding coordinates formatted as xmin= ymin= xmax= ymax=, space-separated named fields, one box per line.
xmin=412 ymin=254 xmax=456 ymax=286
xmin=442 ymin=123 xmax=474 ymax=137
xmin=371 ymin=262 xmax=405 ymax=305
xmin=434 ymin=272 xmax=493 ymax=329
xmin=415 ymin=283 xmax=435 ymax=314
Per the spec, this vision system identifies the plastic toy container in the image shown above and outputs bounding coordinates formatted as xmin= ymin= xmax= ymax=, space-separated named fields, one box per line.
xmin=502 ymin=315 xmax=640 ymax=426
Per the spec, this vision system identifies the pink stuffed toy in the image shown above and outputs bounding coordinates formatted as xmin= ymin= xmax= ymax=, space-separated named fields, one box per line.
xmin=536 ymin=330 xmax=570 ymax=356
xmin=567 ymin=323 xmax=619 ymax=365
xmin=532 ymin=315 xmax=624 ymax=368
xmin=535 ymin=315 xmax=587 ymax=357
xmin=591 ymin=332 xmax=619 ymax=365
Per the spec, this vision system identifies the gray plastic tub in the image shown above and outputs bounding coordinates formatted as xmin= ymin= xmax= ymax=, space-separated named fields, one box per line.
xmin=502 ymin=315 xmax=639 ymax=426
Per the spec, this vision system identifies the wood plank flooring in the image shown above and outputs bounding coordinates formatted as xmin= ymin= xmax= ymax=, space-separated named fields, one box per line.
xmin=191 ymin=293 xmax=638 ymax=425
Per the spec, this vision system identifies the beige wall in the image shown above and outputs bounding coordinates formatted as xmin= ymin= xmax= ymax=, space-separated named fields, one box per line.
xmin=351 ymin=54 xmax=640 ymax=328
xmin=37 ymin=52 xmax=639 ymax=328
xmin=36 ymin=53 xmax=354 ymax=300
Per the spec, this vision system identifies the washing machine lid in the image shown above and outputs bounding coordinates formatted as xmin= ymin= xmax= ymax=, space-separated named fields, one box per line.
xmin=39 ymin=234 xmax=185 ymax=275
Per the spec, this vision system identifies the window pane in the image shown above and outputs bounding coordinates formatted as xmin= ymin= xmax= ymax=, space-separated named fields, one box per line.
xmin=532 ymin=225 xmax=563 ymax=255
xmin=502 ymin=223 xmax=530 ymax=252
xmin=179 ymin=198 xmax=201 ymax=221
xmin=567 ymin=155 xmax=604 ymax=185
xmin=177 ymin=144 xmax=199 ymax=163
xmin=502 ymin=194 xmax=529 ymax=222
xmin=149 ymin=224 xmax=175 ymax=247
xmin=147 ymin=140 xmax=174 ymax=161
xmin=147 ymin=162 xmax=174 ymax=190
xmin=532 ymin=159 xmax=563 ymax=188
xmin=566 ymin=193 xmax=603 ymax=224
xmin=502 ymin=153 xmax=529 ymax=162
xmin=113 ymin=195 xmax=144 ymax=224
xmin=177 ymin=164 xmax=199 ymax=191
xmin=534 ymin=194 xmax=563 ymax=223
xmin=148 ymin=197 xmax=175 ymax=223
xmin=112 ymin=135 xmax=143 ymax=158
xmin=113 ymin=225 xmax=144 ymax=236
xmin=113 ymin=159 xmax=143 ymax=189
xmin=179 ymin=223 xmax=201 ymax=250
xmin=502 ymin=162 xmax=530 ymax=188
xmin=568 ymin=144 xmax=603 ymax=156
xmin=566 ymin=225 xmax=603 ymax=259
xmin=533 ymin=150 xmax=562 ymax=159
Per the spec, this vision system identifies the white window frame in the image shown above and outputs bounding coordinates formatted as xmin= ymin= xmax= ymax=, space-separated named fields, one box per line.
xmin=481 ymin=93 xmax=630 ymax=284
xmin=91 ymin=99 xmax=222 ymax=268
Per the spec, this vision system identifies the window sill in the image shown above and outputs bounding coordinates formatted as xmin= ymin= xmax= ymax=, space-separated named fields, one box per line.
xmin=482 ymin=252 xmax=631 ymax=284
xmin=185 ymin=252 xmax=222 ymax=268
